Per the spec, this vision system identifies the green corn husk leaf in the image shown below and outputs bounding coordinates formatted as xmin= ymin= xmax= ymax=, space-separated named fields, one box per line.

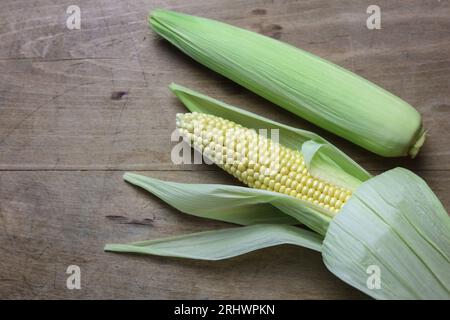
xmin=123 ymin=172 xmax=299 ymax=226
xmin=105 ymin=224 xmax=322 ymax=260
xmin=150 ymin=9 xmax=426 ymax=158
xmin=123 ymin=172 xmax=331 ymax=235
xmin=322 ymin=168 xmax=450 ymax=299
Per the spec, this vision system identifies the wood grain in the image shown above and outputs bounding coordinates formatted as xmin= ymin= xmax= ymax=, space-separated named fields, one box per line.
xmin=0 ymin=0 xmax=449 ymax=299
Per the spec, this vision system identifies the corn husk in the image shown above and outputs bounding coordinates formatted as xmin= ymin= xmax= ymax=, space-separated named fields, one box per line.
xmin=149 ymin=9 xmax=426 ymax=158
xmin=105 ymin=85 xmax=450 ymax=299
xmin=323 ymin=168 xmax=450 ymax=299
xmin=105 ymin=224 xmax=322 ymax=260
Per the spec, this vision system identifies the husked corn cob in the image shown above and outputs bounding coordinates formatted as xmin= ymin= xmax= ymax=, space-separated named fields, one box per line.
xmin=176 ymin=112 xmax=351 ymax=215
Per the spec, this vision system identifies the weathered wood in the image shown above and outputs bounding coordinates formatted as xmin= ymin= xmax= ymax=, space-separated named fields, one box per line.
xmin=1 ymin=170 xmax=448 ymax=299
xmin=0 ymin=0 xmax=449 ymax=299
xmin=1 ymin=0 xmax=450 ymax=171
xmin=1 ymin=55 xmax=449 ymax=171
xmin=0 ymin=170 xmax=363 ymax=299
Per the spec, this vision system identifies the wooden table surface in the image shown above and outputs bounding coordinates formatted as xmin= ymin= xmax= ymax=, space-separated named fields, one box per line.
xmin=1 ymin=0 xmax=449 ymax=299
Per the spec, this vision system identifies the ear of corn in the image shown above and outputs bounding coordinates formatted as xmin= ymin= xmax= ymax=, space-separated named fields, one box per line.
xmin=123 ymin=84 xmax=372 ymax=236
xmin=105 ymin=85 xmax=450 ymax=300
xmin=169 ymin=83 xmax=371 ymax=191
xmin=176 ymin=112 xmax=352 ymax=215
xmin=150 ymin=9 xmax=426 ymax=158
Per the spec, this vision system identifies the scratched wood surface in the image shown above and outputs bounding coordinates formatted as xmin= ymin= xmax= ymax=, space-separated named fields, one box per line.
xmin=0 ymin=0 xmax=449 ymax=299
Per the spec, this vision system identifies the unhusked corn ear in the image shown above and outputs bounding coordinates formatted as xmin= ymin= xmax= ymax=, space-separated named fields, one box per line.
xmin=176 ymin=112 xmax=352 ymax=216
xmin=151 ymin=10 xmax=426 ymax=158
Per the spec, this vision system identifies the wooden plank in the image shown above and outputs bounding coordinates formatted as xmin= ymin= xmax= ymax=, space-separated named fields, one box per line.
xmin=0 ymin=58 xmax=449 ymax=171
xmin=0 ymin=0 xmax=449 ymax=171
xmin=0 ymin=170 xmax=448 ymax=299
xmin=0 ymin=170 xmax=361 ymax=299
